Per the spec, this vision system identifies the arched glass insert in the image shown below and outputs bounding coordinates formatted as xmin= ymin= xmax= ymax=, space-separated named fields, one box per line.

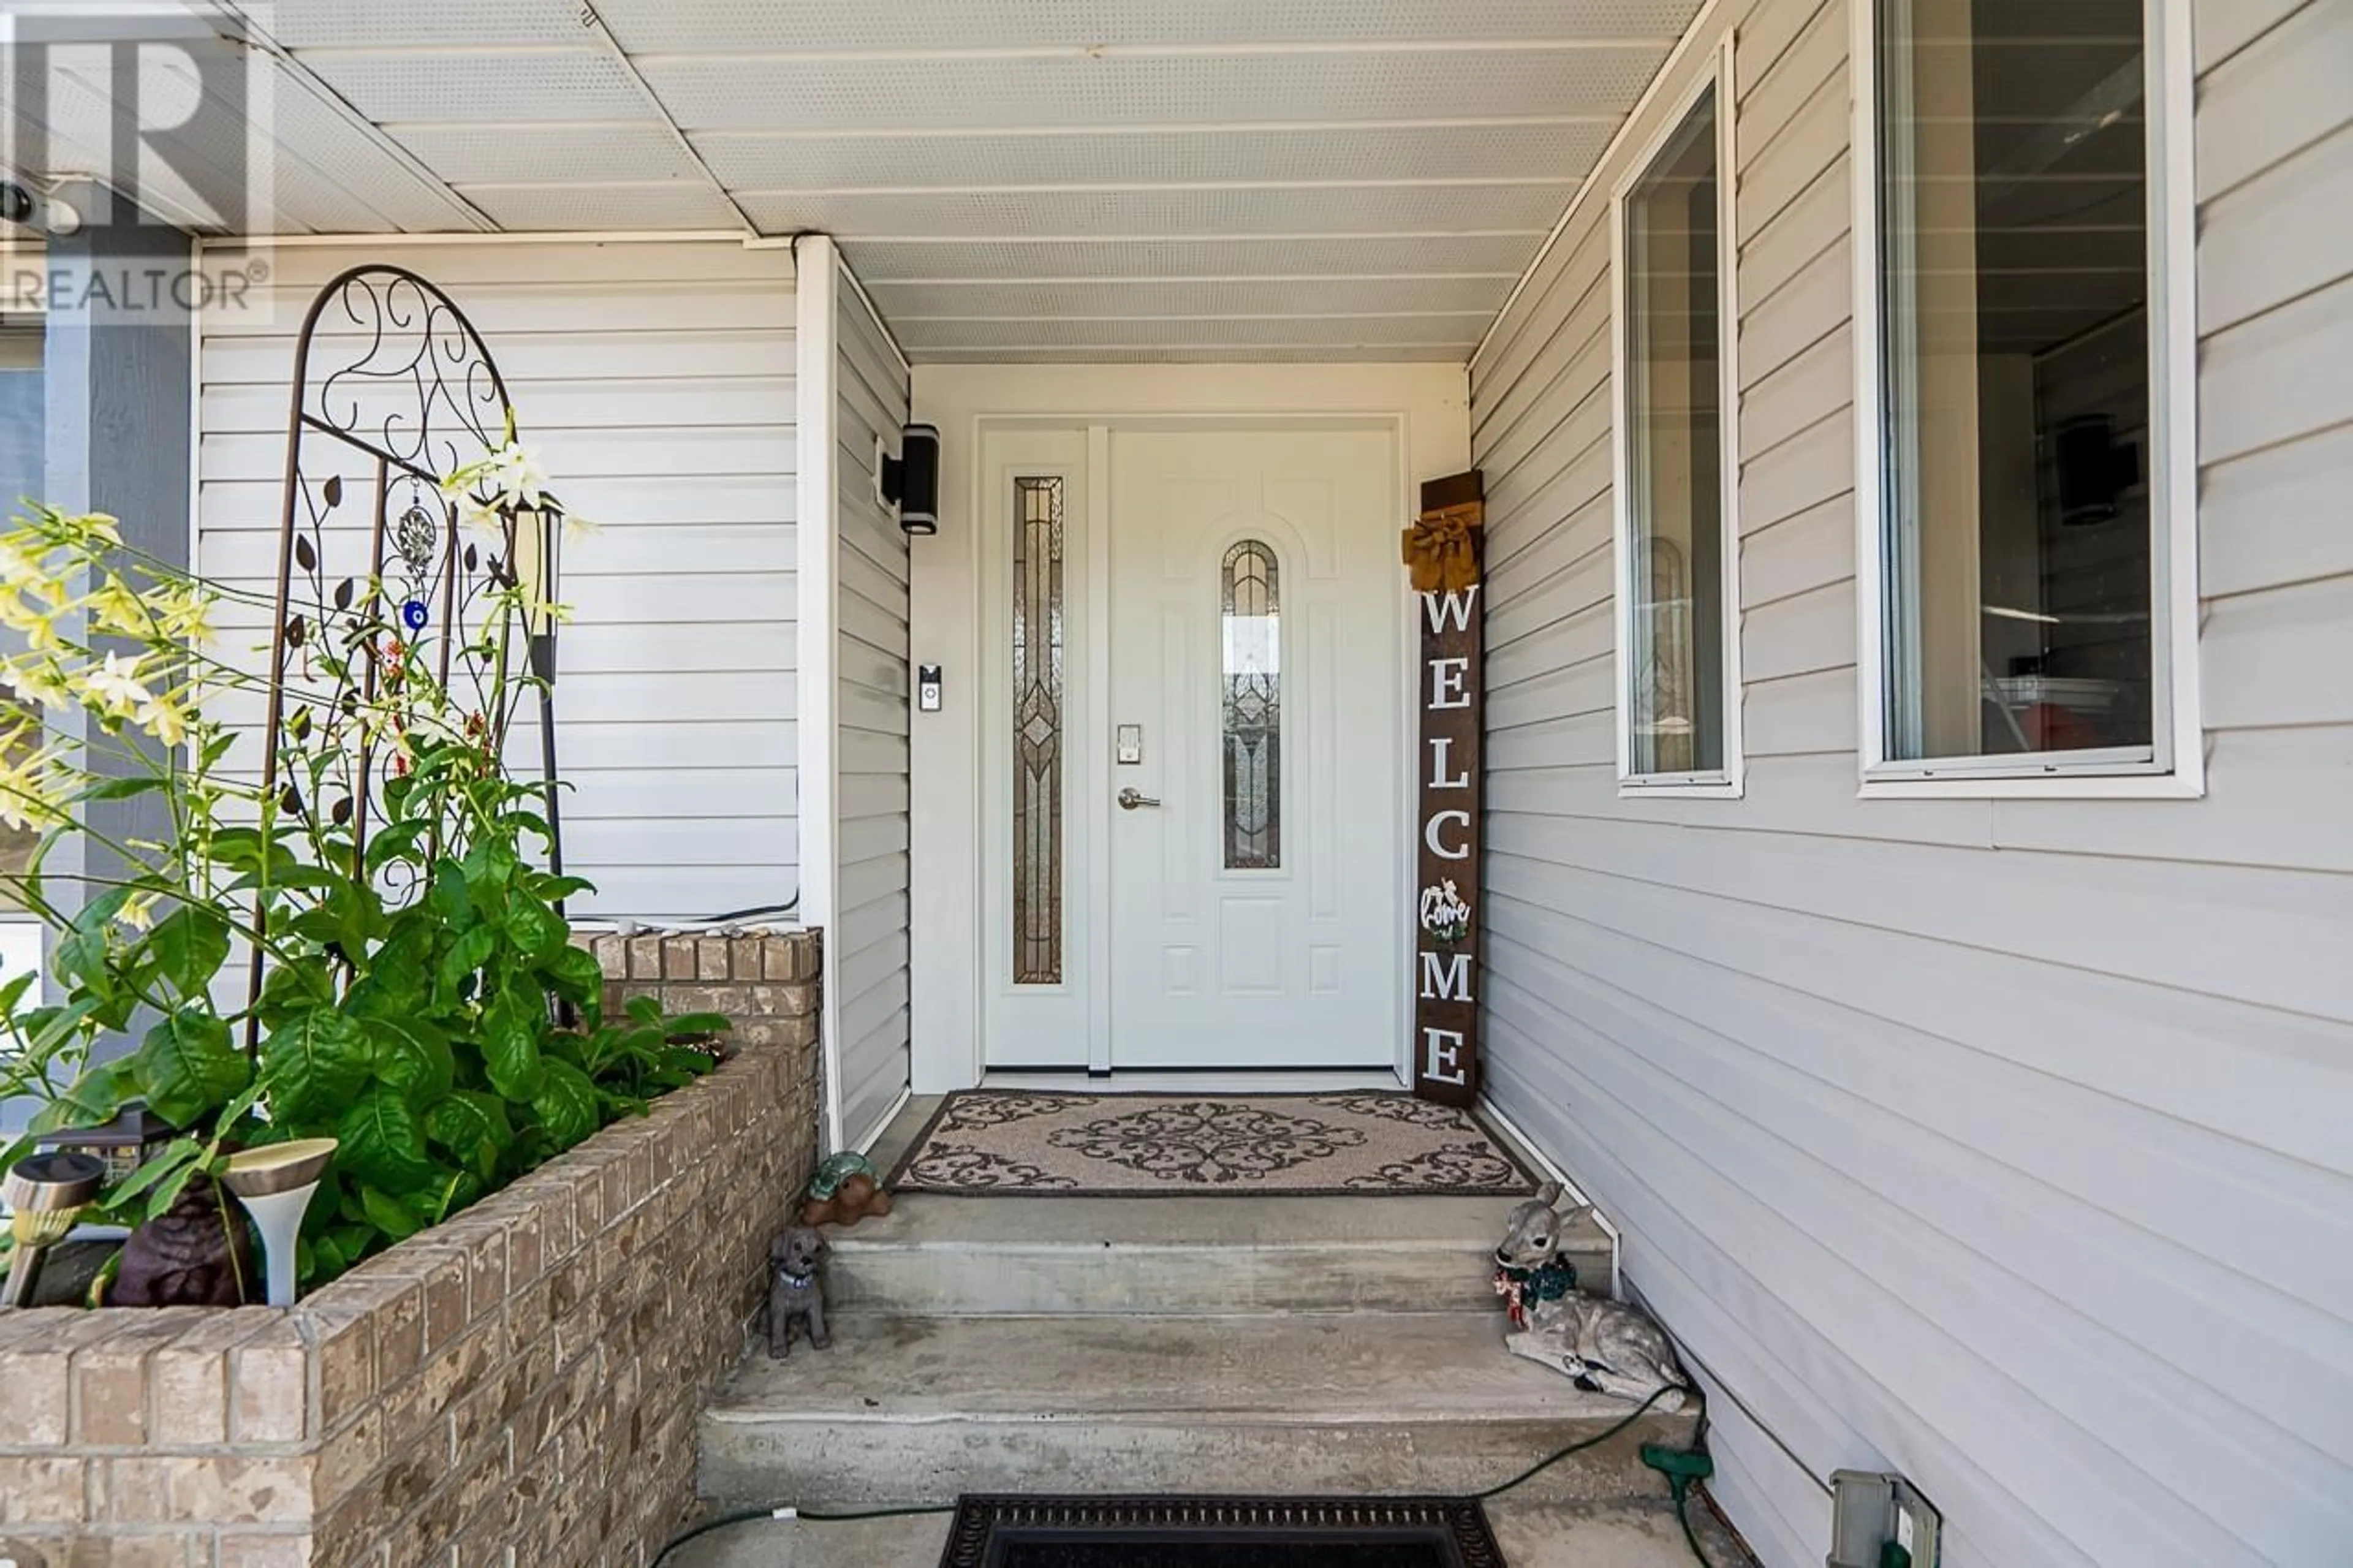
xmin=1012 ymin=475 xmax=1065 ymax=983
xmin=1220 ymin=540 xmax=1281 ymax=870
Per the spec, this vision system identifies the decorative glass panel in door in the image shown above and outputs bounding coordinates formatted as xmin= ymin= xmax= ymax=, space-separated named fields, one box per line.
xmin=1219 ymin=540 xmax=1280 ymax=869
xmin=1010 ymin=475 xmax=1065 ymax=985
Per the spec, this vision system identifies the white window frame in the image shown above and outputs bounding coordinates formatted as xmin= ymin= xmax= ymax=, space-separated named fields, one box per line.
xmin=1850 ymin=0 xmax=2203 ymax=800
xmin=1611 ymin=36 xmax=1745 ymax=799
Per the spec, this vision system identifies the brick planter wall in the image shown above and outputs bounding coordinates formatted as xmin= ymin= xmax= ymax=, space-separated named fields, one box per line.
xmin=0 ymin=928 xmax=821 ymax=1568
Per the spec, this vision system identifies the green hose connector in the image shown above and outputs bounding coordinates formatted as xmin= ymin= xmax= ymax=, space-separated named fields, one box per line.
xmin=1642 ymin=1442 xmax=1717 ymax=1566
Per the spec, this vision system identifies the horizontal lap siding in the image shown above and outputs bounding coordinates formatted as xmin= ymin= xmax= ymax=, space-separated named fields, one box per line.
xmin=196 ymin=242 xmax=798 ymax=922
xmin=833 ymin=277 xmax=913 ymax=1150
xmin=1468 ymin=3 xmax=2353 ymax=1566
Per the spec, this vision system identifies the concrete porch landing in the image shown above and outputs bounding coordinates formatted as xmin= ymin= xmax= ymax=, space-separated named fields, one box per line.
xmin=827 ymin=1090 xmax=1615 ymax=1316
xmin=692 ymin=1096 xmax=1734 ymax=1563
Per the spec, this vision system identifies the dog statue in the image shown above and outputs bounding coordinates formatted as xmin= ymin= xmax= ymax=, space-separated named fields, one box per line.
xmin=1494 ymin=1182 xmax=1689 ymax=1413
xmin=767 ymin=1225 xmax=831 ymax=1358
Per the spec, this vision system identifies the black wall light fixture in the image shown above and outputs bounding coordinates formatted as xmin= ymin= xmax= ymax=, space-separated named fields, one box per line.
xmin=876 ymin=423 xmax=941 ymax=536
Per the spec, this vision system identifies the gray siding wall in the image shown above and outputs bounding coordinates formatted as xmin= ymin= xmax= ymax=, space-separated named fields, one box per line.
xmin=1469 ymin=3 xmax=2352 ymax=1565
xmin=832 ymin=276 xmax=914 ymax=1149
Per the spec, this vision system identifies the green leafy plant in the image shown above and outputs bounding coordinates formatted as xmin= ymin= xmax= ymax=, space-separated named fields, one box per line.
xmin=0 ymin=438 xmax=724 ymax=1290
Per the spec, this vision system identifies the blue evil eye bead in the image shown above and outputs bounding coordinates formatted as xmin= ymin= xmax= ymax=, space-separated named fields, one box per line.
xmin=400 ymin=598 xmax=430 ymax=632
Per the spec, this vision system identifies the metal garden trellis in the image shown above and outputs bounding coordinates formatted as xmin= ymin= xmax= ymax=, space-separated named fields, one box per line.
xmin=247 ymin=264 xmax=566 ymax=1034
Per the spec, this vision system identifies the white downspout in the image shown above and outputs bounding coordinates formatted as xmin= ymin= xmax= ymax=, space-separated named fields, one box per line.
xmin=1477 ymin=1097 xmax=1624 ymax=1300
xmin=794 ymin=238 xmax=844 ymax=1156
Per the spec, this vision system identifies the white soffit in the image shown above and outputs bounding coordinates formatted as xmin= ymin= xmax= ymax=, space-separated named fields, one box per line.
xmin=175 ymin=0 xmax=1707 ymax=360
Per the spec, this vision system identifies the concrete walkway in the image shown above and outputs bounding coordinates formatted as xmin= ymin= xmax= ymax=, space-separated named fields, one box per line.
xmin=666 ymin=1494 xmax=1752 ymax=1567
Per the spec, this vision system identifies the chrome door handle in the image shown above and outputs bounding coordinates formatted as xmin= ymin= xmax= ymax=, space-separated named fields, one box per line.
xmin=1118 ymin=787 xmax=1161 ymax=810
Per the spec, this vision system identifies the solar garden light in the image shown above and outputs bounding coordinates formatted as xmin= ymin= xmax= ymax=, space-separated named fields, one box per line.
xmin=2 ymin=1151 xmax=106 ymax=1308
xmin=219 ymin=1138 xmax=337 ymax=1308
xmin=509 ymin=500 xmax=569 ymax=898
xmin=38 ymin=1104 xmax=175 ymax=1184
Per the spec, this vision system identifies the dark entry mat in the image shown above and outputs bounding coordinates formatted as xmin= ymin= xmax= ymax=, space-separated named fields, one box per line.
xmin=938 ymin=1496 xmax=1507 ymax=1568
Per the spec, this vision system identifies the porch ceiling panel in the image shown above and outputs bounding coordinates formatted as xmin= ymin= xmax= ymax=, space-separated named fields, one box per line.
xmin=838 ymin=237 xmax=1553 ymax=281
xmin=865 ymin=277 xmax=1524 ymax=319
xmin=387 ymin=126 xmax=707 ymax=187
xmin=457 ymin=183 xmax=751 ymax=234
xmin=126 ymin=0 xmax=1712 ymax=360
xmin=632 ymin=51 xmax=1672 ymax=132
xmin=903 ymin=314 xmax=1492 ymax=350
xmin=588 ymin=0 xmax=1708 ymax=51
xmin=260 ymin=51 xmax=652 ymax=123
xmin=691 ymin=125 xmax=1619 ymax=191
xmin=257 ymin=0 xmax=589 ymax=47
xmin=911 ymin=346 xmax=1471 ymax=364
xmin=732 ymin=186 xmax=1583 ymax=240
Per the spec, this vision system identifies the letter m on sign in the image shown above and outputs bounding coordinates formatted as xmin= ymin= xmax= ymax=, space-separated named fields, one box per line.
xmin=1419 ymin=950 xmax=1473 ymax=1002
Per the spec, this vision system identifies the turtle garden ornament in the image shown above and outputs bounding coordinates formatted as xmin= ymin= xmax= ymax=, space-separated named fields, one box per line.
xmin=800 ymin=1149 xmax=893 ymax=1227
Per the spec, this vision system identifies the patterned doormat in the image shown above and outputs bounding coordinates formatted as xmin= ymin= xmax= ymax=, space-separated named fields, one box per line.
xmin=887 ymin=1091 xmax=1537 ymax=1197
xmin=938 ymin=1495 xmax=1505 ymax=1567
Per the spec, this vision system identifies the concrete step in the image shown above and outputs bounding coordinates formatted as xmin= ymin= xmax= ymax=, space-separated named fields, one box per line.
xmin=697 ymin=1311 xmax=1697 ymax=1510
xmin=824 ymin=1192 xmax=1615 ymax=1316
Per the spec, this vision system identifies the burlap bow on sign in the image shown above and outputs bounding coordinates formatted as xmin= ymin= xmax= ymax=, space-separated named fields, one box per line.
xmin=1401 ymin=502 xmax=1483 ymax=594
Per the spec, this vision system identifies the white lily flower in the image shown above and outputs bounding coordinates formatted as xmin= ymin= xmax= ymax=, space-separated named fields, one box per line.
xmin=135 ymin=692 xmax=189 ymax=748
xmin=87 ymin=578 xmax=151 ymax=637
xmin=82 ymin=651 xmax=153 ymax=719
xmin=2 ymin=658 xmax=68 ymax=710
xmin=0 ymin=738 xmax=61 ymax=831
xmin=0 ymin=589 xmax=63 ymax=651
xmin=0 ymin=539 xmax=47 ymax=593
xmin=453 ymin=494 xmax=502 ymax=536
xmin=162 ymin=585 xmax=219 ymax=646
xmin=491 ymin=444 xmax=551 ymax=510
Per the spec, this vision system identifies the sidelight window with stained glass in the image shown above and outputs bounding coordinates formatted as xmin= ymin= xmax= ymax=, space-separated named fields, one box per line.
xmin=1220 ymin=540 xmax=1281 ymax=870
xmin=1011 ymin=475 xmax=1065 ymax=983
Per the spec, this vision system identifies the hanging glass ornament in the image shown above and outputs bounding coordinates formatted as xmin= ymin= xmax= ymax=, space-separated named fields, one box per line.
xmin=393 ymin=485 xmax=439 ymax=572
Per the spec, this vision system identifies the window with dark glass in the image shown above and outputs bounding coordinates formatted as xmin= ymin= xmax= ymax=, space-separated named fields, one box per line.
xmin=1220 ymin=540 xmax=1279 ymax=870
xmin=1010 ymin=476 xmax=1064 ymax=983
xmin=1874 ymin=0 xmax=2156 ymax=764
xmin=1623 ymin=86 xmax=1727 ymax=779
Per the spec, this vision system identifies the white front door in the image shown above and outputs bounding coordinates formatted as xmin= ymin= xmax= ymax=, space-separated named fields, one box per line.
xmin=980 ymin=424 xmax=1404 ymax=1073
xmin=1104 ymin=429 xmax=1401 ymax=1069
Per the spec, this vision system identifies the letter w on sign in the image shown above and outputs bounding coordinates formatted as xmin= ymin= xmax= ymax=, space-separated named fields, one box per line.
xmin=1401 ymin=472 xmax=1484 ymax=1106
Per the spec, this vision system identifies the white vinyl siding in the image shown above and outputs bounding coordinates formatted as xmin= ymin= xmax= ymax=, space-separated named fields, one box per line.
xmin=1469 ymin=2 xmax=2353 ymax=1566
xmin=195 ymin=241 xmax=798 ymax=922
xmin=832 ymin=273 xmax=914 ymax=1150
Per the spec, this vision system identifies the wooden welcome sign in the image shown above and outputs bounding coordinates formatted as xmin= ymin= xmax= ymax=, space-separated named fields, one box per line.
xmin=1401 ymin=471 xmax=1484 ymax=1107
